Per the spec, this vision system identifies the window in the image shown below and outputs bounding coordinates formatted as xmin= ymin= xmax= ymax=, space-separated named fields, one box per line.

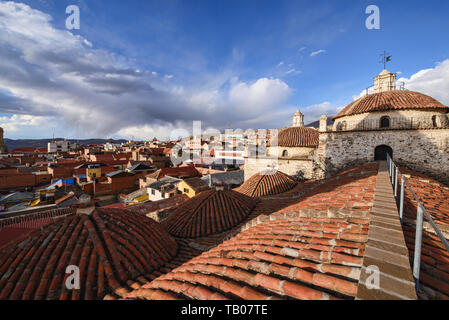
xmin=151 ymin=189 xmax=155 ymax=195
xmin=184 ymin=188 xmax=189 ymax=193
xmin=380 ymin=116 xmax=390 ymax=128
xmin=282 ymin=150 xmax=289 ymax=157
xmin=432 ymin=115 xmax=438 ymax=127
xmin=336 ymin=121 xmax=347 ymax=131
xmin=161 ymin=192 xmax=165 ymax=198
xmin=170 ymin=193 xmax=174 ymax=197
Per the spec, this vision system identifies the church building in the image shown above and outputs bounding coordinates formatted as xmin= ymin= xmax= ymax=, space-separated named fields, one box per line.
xmin=245 ymin=69 xmax=449 ymax=184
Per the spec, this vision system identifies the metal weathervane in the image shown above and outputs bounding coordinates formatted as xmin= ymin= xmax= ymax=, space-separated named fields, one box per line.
xmin=380 ymin=51 xmax=392 ymax=69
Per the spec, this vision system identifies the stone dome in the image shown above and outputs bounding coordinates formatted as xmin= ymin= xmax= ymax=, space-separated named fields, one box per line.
xmin=0 ymin=208 xmax=177 ymax=300
xmin=237 ymin=170 xmax=298 ymax=197
xmin=162 ymin=190 xmax=257 ymax=238
xmin=333 ymin=90 xmax=448 ymax=120
xmin=275 ymin=126 xmax=319 ymax=147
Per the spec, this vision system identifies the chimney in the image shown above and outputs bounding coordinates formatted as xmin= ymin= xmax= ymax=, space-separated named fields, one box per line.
xmin=319 ymin=115 xmax=328 ymax=132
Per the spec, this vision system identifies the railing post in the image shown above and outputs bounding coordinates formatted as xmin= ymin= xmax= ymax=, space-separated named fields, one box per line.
xmin=391 ymin=163 xmax=395 ymax=185
xmin=413 ymin=203 xmax=424 ymax=292
xmin=399 ymin=177 xmax=405 ymax=222
xmin=394 ymin=169 xmax=398 ymax=197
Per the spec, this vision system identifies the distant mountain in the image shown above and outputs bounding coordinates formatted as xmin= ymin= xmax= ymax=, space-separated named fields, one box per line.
xmin=306 ymin=116 xmax=334 ymax=129
xmin=4 ymin=138 xmax=128 ymax=151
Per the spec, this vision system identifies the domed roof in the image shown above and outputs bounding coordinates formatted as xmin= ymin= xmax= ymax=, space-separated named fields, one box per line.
xmin=275 ymin=126 xmax=319 ymax=147
xmin=0 ymin=208 xmax=177 ymax=300
xmin=334 ymin=90 xmax=448 ymax=120
xmin=163 ymin=190 xmax=257 ymax=238
xmin=237 ymin=170 xmax=298 ymax=197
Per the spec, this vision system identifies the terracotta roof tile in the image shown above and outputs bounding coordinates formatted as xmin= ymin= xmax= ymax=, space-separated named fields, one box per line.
xmin=236 ymin=170 xmax=298 ymax=197
xmin=398 ymin=169 xmax=449 ymax=299
xmin=162 ymin=190 xmax=257 ymax=238
xmin=125 ymin=163 xmax=379 ymax=300
xmin=0 ymin=208 xmax=177 ymax=300
xmin=334 ymin=90 xmax=448 ymax=120
xmin=274 ymin=126 xmax=319 ymax=147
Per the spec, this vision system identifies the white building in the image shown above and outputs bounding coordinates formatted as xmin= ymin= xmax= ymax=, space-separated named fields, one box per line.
xmin=47 ymin=140 xmax=80 ymax=153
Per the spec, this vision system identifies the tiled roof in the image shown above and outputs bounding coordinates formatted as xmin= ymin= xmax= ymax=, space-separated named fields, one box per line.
xmin=0 ymin=208 xmax=177 ymax=299
xmin=0 ymin=208 xmax=76 ymax=248
xmin=146 ymin=167 xmax=201 ymax=180
xmin=334 ymin=90 xmax=449 ymax=120
xmin=398 ymin=168 xmax=449 ymax=299
xmin=236 ymin=170 xmax=298 ymax=198
xmin=125 ymin=163 xmax=378 ymax=300
xmin=183 ymin=177 xmax=210 ymax=193
xmin=274 ymin=127 xmax=319 ymax=147
xmin=162 ymin=190 xmax=257 ymax=238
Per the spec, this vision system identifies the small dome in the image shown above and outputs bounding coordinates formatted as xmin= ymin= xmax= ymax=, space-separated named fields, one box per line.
xmin=334 ymin=90 xmax=448 ymax=120
xmin=237 ymin=170 xmax=298 ymax=197
xmin=163 ymin=190 xmax=257 ymax=238
xmin=0 ymin=209 xmax=177 ymax=300
xmin=275 ymin=126 xmax=319 ymax=147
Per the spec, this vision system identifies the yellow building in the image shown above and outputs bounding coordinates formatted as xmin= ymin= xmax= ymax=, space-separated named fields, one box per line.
xmin=178 ymin=177 xmax=210 ymax=198
xmin=86 ymin=166 xmax=101 ymax=180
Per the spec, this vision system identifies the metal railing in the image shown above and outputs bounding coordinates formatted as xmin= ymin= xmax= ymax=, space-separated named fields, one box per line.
xmin=386 ymin=154 xmax=449 ymax=292
xmin=363 ymin=81 xmax=406 ymax=96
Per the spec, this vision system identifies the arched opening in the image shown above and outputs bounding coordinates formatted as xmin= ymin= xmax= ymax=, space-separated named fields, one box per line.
xmin=336 ymin=122 xmax=342 ymax=131
xmin=380 ymin=116 xmax=390 ymax=128
xmin=282 ymin=150 xmax=289 ymax=157
xmin=432 ymin=115 xmax=438 ymax=127
xmin=374 ymin=145 xmax=393 ymax=161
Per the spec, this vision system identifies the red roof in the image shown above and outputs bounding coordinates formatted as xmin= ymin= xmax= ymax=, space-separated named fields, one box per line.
xmin=274 ymin=127 xmax=319 ymax=148
xmin=163 ymin=190 xmax=257 ymax=238
xmin=0 ymin=209 xmax=177 ymax=299
xmin=125 ymin=163 xmax=379 ymax=300
xmin=334 ymin=90 xmax=448 ymax=120
xmin=398 ymin=168 xmax=449 ymax=299
xmin=236 ymin=170 xmax=298 ymax=197
xmin=147 ymin=167 xmax=201 ymax=180
xmin=0 ymin=208 xmax=76 ymax=248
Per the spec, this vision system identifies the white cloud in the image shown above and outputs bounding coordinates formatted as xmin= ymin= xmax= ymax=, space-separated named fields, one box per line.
xmin=277 ymin=61 xmax=284 ymax=67
xmin=310 ymin=49 xmax=326 ymax=57
xmin=228 ymin=78 xmax=291 ymax=111
xmin=0 ymin=2 xmax=294 ymax=140
xmin=397 ymin=59 xmax=449 ymax=106
xmin=285 ymin=68 xmax=301 ymax=76
xmin=0 ymin=114 xmax=54 ymax=133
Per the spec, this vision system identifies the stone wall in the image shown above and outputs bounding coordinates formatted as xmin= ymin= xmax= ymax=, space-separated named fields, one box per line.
xmin=244 ymin=156 xmax=315 ymax=181
xmin=317 ymin=128 xmax=449 ymax=184
xmin=267 ymin=146 xmax=315 ymax=158
xmin=332 ymin=110 xmax=449 ymax=131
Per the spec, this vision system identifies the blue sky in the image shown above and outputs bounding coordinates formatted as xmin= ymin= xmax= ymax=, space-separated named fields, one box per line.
xmin=1 ymin=0 xmax=449 ymax=139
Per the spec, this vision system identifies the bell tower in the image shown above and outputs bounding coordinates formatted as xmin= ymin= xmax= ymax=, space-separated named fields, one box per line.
xmin=292 ymin=109 xmax=304 ymax=127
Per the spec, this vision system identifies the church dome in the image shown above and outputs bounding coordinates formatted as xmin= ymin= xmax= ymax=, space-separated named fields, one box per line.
xmin=162 ymin=190 xmax=257 ymax=238
xmin=275 ymin=126 xmax=319 ymax=147
xmin=236 ymin=170 xmax=298 ymax=197
xmin=333 ymin=90 xmax=448 ymax=120
xmin=0 ymin=208 xmax=177 ymax=300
